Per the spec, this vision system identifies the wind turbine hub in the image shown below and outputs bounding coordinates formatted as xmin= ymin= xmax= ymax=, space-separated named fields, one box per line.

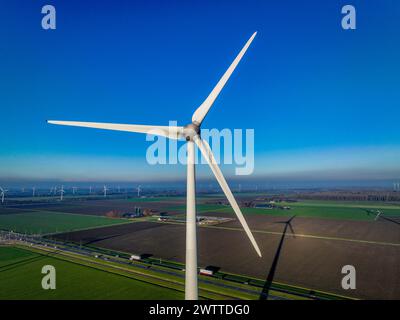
xmin=184 ymin=123 xmax=200 ymax=141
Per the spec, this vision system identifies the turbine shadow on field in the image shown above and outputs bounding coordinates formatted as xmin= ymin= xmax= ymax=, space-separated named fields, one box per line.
xmin=0 ymin=249 xmax=61 ymax=273
xmin=82 ymin=233 xmax=123 ymax=245
xmin=379 ymin=215 xmax=400 ymax=226
xmin=259 ymin=215 xmax=296 ymax=300
xmin=0 ymin=255 xmax=48 ymax=273
xmin=362 ymin=209 xmax=400 ymax=226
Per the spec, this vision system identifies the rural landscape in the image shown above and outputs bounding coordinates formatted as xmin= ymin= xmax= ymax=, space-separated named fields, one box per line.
xmin=1 ymin=187 xmax=399 ymax=300
xmin=1 ymin=0 xmax=399 ymax=307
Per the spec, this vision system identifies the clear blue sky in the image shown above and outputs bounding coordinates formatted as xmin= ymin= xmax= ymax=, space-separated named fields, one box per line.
xmin=1 ymin=1 xmax=399 ymax=185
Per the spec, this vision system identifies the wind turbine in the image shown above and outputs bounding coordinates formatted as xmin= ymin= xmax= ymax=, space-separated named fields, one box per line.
xmin=32 ymin=186 xmax=36 ymax=197
xmin=47 ymin=32 xmax=261 ymax=300
xmin=375 ymin=210 xmax=382 ymax=221
xmin=103 ymin=185 xmax=108 ymax=198
xmin=137 ymin=185 xmax=141 ymax=197
xmin=0 ymin=187 xmax=8 ymax=204
xmin=58 ymin=185 xmax=65 ymax=201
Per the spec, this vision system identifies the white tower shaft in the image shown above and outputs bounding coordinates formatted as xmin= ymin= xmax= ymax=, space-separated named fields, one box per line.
xmin=185 ymin=140 xmax=198 ymax=300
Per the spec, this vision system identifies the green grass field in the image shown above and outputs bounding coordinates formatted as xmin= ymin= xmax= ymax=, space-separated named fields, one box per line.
xmin=0 ymin=211 xmax=130 ymax=234
xmin=167 ymin=201 xmax=400 ymax=221
xmin=127 ymin=197 xmax=185 ymax=202
xmin=167 ymin=204 xmax=224 ymax=213
xmin=0 ymin=246 xmax=182 ymax=299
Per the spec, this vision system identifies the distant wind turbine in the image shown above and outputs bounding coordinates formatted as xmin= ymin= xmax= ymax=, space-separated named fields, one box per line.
xmin=58 ymin=185 xmax=65 ymax=201
xmin=0 ymin=187 xmax=8 ymax=204
xmin=137 ymin=185 xmax=141 ymax=197
xmin=32 ymin=187 xmax=36 ymax=197
xmin=103 ymin=185 xmax=108 ymax=197
xmin=47 ymin=32 xmax=261 ymax=300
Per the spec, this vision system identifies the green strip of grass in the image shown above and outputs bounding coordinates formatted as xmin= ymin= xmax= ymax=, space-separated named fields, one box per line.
xmin=127 ymin=197 xmax=185 ymax=202
xmin=166 ymin=204 xmax=225 ymax=213
xmin=0 ymin=246 xmax=183 ymax=300
xmin=167 ymin=200 xmax=400 ymax=221
xmin=0 ymin=211 xmax=129 ymax=234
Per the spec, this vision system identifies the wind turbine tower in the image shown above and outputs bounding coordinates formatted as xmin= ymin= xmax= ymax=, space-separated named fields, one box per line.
xmin=59 ymin=185 xmax=65 ymax=201
xmin=0 ymin=187 xmax=8 ymax=204
xmin=47 ymin=32 xmax=261 ymax=300
xmin=375 ymin=210 xmax=382 ymax=221
xmin=137 ymin=185 xmax=141 ymax=197
xmin=103 ymin=185 xmax=108 ymax=198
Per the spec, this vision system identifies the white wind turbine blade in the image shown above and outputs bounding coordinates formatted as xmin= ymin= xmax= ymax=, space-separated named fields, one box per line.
xmin=191 ymin=32 xmax=257 ymax=126
xmin=194 ymin=136 xmax=262 ymax=257
xmin=47 ymin=120 xmax=184 ymax=140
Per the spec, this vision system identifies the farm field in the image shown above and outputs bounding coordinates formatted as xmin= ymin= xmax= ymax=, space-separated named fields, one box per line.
xmin=6 ymin=198 xmax=399 ymax=222
xmin=168 ymin=201 xmax=400 ymax=221
xmin=2 ymin=197 xmax=400 ymax=299
xmin=1 ymin=199 xmax=186 ymax=217
xmin=281 ymin=200 xmax=400 ymax=209
xmin=0 ymin=211 xmax=130 ymax=234
xmin=127 ymin=197 xmax=186 ymax=202
xmin=0 ymin=246 xmax=183 ymax=300
xmin=237 ymin=206 xmax=400 ymax=221
xmin=54 ymin=215 xmax=400 ymax=299
xmin=166 ymin=204 xmax=225 ymax=214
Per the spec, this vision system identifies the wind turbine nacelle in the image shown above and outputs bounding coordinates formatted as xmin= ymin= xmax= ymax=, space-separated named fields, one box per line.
xmin=183 ymin=123 xmax=200 ymax=141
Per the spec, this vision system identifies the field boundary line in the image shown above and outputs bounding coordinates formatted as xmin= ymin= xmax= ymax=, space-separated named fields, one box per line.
xmin=205 ymin=225 xmax=400 ymax=247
